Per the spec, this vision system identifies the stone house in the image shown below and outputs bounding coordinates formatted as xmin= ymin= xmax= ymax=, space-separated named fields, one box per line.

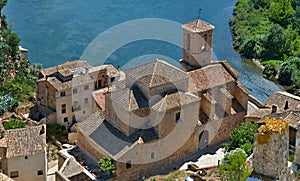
xmin=0 ymin=125 xmax=47 ymax=181
xmin=75 ymin=18 xmax=249 ymax=180
xmin=36 ymin=61 xmax=119 ymax=127
xmin=245 ymin=91 xmax=300 ymax=146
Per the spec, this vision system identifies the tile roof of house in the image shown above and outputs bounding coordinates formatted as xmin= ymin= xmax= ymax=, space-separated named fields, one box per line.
xmin=152 ymin=92 xmax=200 ymax=111
xmin=188 ymin=63 xmax=236 ymax=92
xmin=257 ymin=111 xmax=300 ymax=129
xmin=6 ymin=125 xmax=46 ymax=159
xmin=41 ymin=60 xmax=91 ymax=76
xmin=77 ymin=112 xmax=158 ymax=157
xmin=182 ymin=19 xmax=215 ymax=33
xmin=88 ymin=64 xmax=119 ymax=77
xmin=125 ymin=59 xmax=189 ymax=88
xmin=264 ymin=92 xmax=300 ymax=111
xmin=108 ymin=87 xmax=148 ymax=111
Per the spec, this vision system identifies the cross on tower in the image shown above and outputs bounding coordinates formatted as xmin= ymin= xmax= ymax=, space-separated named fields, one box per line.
xmin=198 ymin=9 xmax=202 ymax=19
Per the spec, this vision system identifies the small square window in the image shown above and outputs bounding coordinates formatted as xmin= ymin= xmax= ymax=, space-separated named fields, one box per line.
xmin=73 ymin=88 xmax=78 ymax=94
xmin=84 ymin=85 xmax=89 ymax=90
xmin=37 ymin=170 xmax=43 ymax=175
xmin=10 ymin=171 xmax=18 ymax=178
xmin=60 ymin=91 xmax=66 ymax=97
xmin=126 ymin=160 xmax=131 ymax=169
xmin=64 ymin=117 xmax=68 ymax=123
xmin=111 ymin=77 xmax=115 ymax=83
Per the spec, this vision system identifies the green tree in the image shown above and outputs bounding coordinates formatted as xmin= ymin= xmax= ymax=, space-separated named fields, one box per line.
xmin=99 ymin=157 xmax=116 ymax=174
xmin=223 ymin=123 xmax=258 ymax=156
xmin=3 ymin=119 xmax=25 ymax=130
xmin=219 ymin=148 xmax=252 ymax=181
xmin=278 ymin=57 xmax=300 ymax=87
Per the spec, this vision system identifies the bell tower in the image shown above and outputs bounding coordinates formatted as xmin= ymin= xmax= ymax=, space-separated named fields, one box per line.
xmin=180 ymin=19 xmax=214 ymax=71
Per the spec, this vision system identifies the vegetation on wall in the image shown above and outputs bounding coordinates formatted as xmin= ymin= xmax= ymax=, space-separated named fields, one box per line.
xmin=0 ymin=0 xmax=41 ymax=114
xmin=222 ymin=122 xmax=258 ymax=156
xmin=230 ymin=0 xmax=300 ymax=95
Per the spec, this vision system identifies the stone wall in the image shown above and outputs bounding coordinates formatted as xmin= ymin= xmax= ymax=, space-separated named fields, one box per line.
xmin=252 ymin=118 xmax=289 ymax=179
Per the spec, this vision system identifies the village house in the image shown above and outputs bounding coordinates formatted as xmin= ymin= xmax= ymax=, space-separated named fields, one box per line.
xmin=0 ymin=124 xmax=47 ymax=181
xmin=55 ymin=149 xmax=96 ymax=181
xmin=75 ymin=18 xmax=250 ymax=180
xmin=245 ymin=91 xmax=300 ymax=146
xmin=36 ymin=61 xmax=119 ymax=128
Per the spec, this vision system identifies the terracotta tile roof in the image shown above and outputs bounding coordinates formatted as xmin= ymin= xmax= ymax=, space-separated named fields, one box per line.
xmin=182 ymin=19 xmax=214 ymax=33
xmin=109 ymin=87 xmax=148 ymax=111
xmin=188 ymin=63 xmax=236 ymax=92
xmin=264 ymin=92 xmax=300 ymax=111
xmin=88 ymin=64 xmax=119 ymax=77
xmin=61 ymin=157 xmax=86 ymax=178
xmin=6 ymin=125 xmax=46 ymax=159
xmin=77 ymin=112 xmax=158 ymax=157
xmin=41 ymin=60 xmax=91 ymax=76
xmin=152 ymin=92 xmax=200 ymax=111
xmin=92 ymin=89 xmax=108 ymax=110
xmin=47 ymin=77 xmax=72 ymax=91
xmin=257 ymin=111 xmax=300 ymax=129
xmin=125 ymin=59 xmax=189 ymax=88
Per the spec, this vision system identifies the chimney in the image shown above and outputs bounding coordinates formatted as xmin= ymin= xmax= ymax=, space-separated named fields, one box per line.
xmin=284 ymin=100 xmax=289 ymax=110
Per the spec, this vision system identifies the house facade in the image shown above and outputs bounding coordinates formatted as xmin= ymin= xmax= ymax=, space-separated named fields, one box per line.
xmin=0 ymin=125 xmax=47 ymax=181
xmin=36 ymin=61 xmax=119 ymax=127
xmin=75 ymin=18 xmax=250 ymax=180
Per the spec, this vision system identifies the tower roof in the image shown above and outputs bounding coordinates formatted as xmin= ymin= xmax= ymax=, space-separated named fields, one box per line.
xmin=182 ymin=19 xmax=215 ymax=33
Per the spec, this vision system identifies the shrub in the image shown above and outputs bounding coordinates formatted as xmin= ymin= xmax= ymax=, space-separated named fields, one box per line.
xmin=0 ymin=94 xmax=15 ymax=114
xmin=223 ymin=123 xmax=258 ymax=156
xmin=99 ymin=157 xmax=116 ymax=174
xmin=219 ymin=148 xmax=252 ymax=181
xmin=3 ymin=119 xmax=25 ymax=130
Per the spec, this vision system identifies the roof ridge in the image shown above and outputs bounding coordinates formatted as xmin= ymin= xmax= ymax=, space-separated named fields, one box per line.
xmin=150 ymin=60 xmax=159 ymax=87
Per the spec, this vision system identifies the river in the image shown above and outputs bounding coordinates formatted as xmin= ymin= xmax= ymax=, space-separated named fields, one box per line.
xmin=3 ymin=0 xmax=284 ymax=102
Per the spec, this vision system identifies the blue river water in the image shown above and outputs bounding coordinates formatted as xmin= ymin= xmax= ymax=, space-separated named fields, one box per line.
xmin=3 ymin=0 xmax=284 ymax=102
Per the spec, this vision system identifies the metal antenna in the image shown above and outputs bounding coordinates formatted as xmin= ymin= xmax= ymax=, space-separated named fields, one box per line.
xmin=198 ymin=9 xmax=202 ymax=19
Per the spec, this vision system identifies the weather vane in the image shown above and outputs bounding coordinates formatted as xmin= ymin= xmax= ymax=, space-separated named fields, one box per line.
xmin=198 ymin=8 xmax=202 ymax=19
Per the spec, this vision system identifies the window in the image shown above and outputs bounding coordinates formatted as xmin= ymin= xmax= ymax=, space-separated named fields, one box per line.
xmin=64 ymin=117 xmax=68 ymax=123
xmin=73 ymin=101 xmax=78 ymax=107
xmin=84 ymin=98 xmax=89 ymax=107
xmin=151 ymin=152 xmax=155 ymax=159
xmin=84 ymin=85 xmax=89 ymax=90
xmin=126 ymin=160 xmax=131 ymax=169
xmin=10 ymin=171 xmax=18 ymax=178
xmin=25 ymin=156 xmax=28 ymax=159
xmin=62 ymin=104 xmax=66 ymax=114
xmin=111 ymin=77 xmax=115 ymax=83
xmin=73 ymin=88 xmax=78 ymax=94
xmin=37 ymin=170 xmax=43 ymax=175
xmin=60 ymin=91 xmax=66 ymax=97
xmin=175 ymin=112 xmax=181 ymax=124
